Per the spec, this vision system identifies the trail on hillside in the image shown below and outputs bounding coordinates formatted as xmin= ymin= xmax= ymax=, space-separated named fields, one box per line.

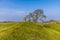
xmin=0 ymin=23 xmax=20 ymax=39
xmin=0 ymin=23 xmax=20 ymax=32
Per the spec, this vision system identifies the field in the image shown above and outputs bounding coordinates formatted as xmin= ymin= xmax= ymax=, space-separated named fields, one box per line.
xmin=0 ymin=22 xmax=60 ymax=40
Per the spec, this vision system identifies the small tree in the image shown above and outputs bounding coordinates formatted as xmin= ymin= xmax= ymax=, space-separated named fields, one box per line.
xmin=23 ymin=17 xmax=26 ymax=22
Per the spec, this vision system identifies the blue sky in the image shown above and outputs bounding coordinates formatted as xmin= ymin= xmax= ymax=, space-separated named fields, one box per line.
xmin=0 ymin=0 xmax=60 ymax=21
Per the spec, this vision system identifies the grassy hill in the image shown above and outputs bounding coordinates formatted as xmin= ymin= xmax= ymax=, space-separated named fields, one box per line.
xmin=0 ymin=22 xmax=60 ymax=40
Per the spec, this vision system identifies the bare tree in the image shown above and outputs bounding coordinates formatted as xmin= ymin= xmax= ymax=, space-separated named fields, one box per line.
xmin=25 ymin=9 xmax=46 ymax=23
xmin=32 ymin=9 xmax=46 ymax=22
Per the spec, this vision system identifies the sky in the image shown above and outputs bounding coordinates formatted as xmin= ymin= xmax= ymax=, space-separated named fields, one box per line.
xmin=0 ymin=0 xmax=60 ymax=22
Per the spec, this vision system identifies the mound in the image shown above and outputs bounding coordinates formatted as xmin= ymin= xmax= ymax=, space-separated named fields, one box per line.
xmin=0 ymin=22 xmax=60 ymax=40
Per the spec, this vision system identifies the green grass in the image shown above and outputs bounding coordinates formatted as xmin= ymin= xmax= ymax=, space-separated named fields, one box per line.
xmin=0 ymin=22 xmax=60 ymax=40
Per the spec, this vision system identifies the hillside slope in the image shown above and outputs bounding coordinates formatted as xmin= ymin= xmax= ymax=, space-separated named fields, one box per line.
xmin=0 ymin=22 xmax=60 ymax=40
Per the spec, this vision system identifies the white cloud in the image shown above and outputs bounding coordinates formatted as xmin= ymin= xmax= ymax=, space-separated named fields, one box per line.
xmin=0 ymin=8 xmax=26 ymax=21
xmin=0 ymin=0 xmax=26 ymax=21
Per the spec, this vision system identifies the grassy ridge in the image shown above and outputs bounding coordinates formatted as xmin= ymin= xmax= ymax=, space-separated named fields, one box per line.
xmin=0 ymin=22 xmax=60 ymax=40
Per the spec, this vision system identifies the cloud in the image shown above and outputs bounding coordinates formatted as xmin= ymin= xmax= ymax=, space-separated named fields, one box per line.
xmin=0 ymin=0 xmax=27 ymax=21
xmin=0 ymin=8 xmax=26 ymax=21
